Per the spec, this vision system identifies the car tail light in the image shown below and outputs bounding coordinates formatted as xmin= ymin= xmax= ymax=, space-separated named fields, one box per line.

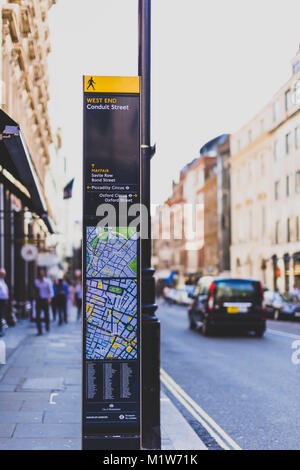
xmin=260 ymin=282 xmax=266 ymax=315
xmin=208 ymin=282 xmax=215 ymax=312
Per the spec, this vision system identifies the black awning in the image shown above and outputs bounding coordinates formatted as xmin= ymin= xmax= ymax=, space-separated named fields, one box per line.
xmin=0 ymin=109 xmax=54 ymax=234
xmin=0 ymin=108 xmax=18 ymax=133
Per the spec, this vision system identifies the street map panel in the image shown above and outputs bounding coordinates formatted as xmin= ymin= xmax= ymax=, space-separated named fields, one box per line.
xmin=86 ymin=227 xmax=137 ymax=278
xmin=86 ymin=279 xmax=137 ymax=360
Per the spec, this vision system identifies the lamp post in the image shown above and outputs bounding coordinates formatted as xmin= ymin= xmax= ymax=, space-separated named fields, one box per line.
xmin=138 ymin=0 xmax=161 ymax=450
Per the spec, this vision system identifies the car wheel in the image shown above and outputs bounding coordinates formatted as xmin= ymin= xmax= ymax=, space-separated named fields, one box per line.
xmin=202 ymin=319 xmax=212 ymax=336
xmin=188 ymin=313 xmax=197 ymax=330
xmin=274 ymin=309 xmax=280 ymax=321
xmin=255 ymin=328 xmax=265 ymax=338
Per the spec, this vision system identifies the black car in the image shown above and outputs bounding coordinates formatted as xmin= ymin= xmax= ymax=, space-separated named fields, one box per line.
xmin=264 ymin=290 xmax=300 ymax=321
xmin=188 ymin=277 xmax=266 ymax=337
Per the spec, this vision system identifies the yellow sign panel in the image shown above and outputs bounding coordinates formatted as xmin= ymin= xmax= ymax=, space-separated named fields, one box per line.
xmin=84 ymin=76 xmax=140 ymax=94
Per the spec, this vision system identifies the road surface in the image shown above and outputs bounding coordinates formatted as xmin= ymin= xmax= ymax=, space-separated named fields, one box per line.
xmin=158 ymin=300 xmax=300 ymax=450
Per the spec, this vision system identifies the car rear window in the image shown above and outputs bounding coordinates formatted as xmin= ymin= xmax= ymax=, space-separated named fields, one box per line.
xmin=214 ymin=280 xmax=261 ymax=303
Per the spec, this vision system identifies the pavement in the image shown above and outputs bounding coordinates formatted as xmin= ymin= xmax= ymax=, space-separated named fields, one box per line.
xmin=0 ymin=307 xmax=207 ymax=451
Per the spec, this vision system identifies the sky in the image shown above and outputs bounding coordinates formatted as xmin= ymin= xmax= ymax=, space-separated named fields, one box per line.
xmin=48 ymin=0 xmax=300 ymax=211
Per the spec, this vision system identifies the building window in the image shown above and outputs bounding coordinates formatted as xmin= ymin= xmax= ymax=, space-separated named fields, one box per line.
xmin=296 ymin=171 xmax=300 ymax=193
xmin=262 ymin=206 xmax=266 ymax=238
xmin=275 ymin=180 xmax=280 ymax=200
xmin=285 ymin=89 xmax=292 ymax=111
xmin=294 ymin=80 xmax=300 ymax=105
xmin=237 ymin=168 xmax=242 ymax=188
xmin=260 ymin=154 xmax=265 ymax=176
xmin=238 ymin=214 xmax=243 ymax=243
xmin=286 ymin=132 xmax=292 ymax=154
xmin=287 ymin=218 xmax=291 ymax=243
xmin=296 ymin=126 xmax=300 ymax=148
xmin=198 ymin=169 xmax=204 ymax=187
xmin=248 ymin=130 xmax=252 ymax=144
xmin=249 ymin=210 xmax=253 ymax=241
xmin=286 ymin=175 xmax=291 ymax=197
xmin=275 ymin=221 xmax=280 ymax=244
xmin=293 ymin=62 xmax=300 ymax=75
xmin=273 ymin=101 xmax=279 ymax=121
xmin=197 ymin=192 xmax=204 ymax=204
xmin=296 ymin=216 xmax=300 ymax=241
xmin=248 ymin=161 xmax=253 ymax=180
xmin=274 ymin=140 xmax=279 ymax=160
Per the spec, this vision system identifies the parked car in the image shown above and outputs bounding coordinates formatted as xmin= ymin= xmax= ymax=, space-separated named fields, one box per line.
xmin=175 ymin=285 xmax=196 ymax=306
xmin=163 ymin=285 xmax=195 ymax=306
xmin=188 ymin=277 xmax=266 ymax=337
xmin=264 ymin=290 xmax=300 ymax=321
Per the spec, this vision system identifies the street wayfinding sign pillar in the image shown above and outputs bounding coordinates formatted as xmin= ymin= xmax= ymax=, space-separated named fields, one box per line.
xmin=82 ymin=76 xmax=141 ymax=450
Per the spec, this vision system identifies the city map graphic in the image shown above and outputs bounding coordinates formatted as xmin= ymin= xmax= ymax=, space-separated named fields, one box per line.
xmin=86 ymin=279 xmax=137 ymax=360
xmin=86 ymin=227 xmax=137 ymax=278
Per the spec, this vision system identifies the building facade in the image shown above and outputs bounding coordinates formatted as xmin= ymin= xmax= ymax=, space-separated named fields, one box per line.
xmin=216 ymin=137 xmax=231 ymax=273
xmin=0 ymin=0 xmax=59 ymax=316
xmin=153 ymin=134 xmax=231 ymax=280
xmin=230 ymin=48 xmax=300 ymax=292
xmin=199 ymin=134 xmax=231 ymax=275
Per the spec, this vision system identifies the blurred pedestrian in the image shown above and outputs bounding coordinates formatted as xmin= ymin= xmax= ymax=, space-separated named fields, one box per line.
xmin=34 ymin=269 xmax=54 ymax=336
xmin=290 ymin=285 xmax=300 ymax=300
xmin=0 ymin=269 xmax=9 ymax=337
xmin=74 ymin=278 xmax=82 ymax=321
xmin=51 ymin=279 xmax=58 ymax=322
xmin=57 ymin=278 xmax=69 ymax=325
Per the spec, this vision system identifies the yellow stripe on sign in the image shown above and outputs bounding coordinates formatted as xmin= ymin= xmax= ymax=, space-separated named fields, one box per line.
xmin=84 ymin=76 xmax=140 ymax=94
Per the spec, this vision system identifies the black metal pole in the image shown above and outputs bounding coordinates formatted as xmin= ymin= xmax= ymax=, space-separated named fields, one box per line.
xmin=138 ymin=0 xmax=161 ymax=450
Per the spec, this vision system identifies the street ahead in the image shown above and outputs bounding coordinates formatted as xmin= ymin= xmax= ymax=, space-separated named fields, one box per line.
xmin=158 ymin=301 xmax=300 ymax=450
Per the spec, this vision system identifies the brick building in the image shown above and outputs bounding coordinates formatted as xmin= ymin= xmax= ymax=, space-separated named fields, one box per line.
xmin=153 ymin=135 xmax=231 ymax=280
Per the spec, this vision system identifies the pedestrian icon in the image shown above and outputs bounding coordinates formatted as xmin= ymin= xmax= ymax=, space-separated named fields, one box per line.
xmin=87 ymin=77 xmax=96 ymax=91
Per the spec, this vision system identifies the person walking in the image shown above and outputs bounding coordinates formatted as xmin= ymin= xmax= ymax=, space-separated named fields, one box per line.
xmin=74 ymin=278 xmax=82 ymax=321
xmin=34 ymin=269 xmax=54 ymax=336
xmin=57 ymin=278 xmax=69 ymax=325
xmin=0 ymin=269 xmax=9 ymax=337
xmin=51 ymin=279 xmax=59 ymax=322
xmin=290 ymin=284 xmax=300 ymax=301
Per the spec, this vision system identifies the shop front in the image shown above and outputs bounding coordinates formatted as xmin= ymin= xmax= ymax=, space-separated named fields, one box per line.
xmin=293 ymin=253 xmax=300 ymax=289
xmin=0 ymin=109 xmax=54 ymax=319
